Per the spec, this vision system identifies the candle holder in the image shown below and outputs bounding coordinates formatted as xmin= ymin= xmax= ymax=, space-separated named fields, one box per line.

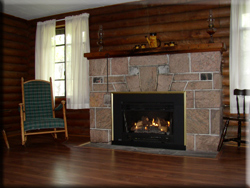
xmin=207 ymin=10 xmax=216 ymax=43
xmin=97 ymin=25 xmax=104 ymax=52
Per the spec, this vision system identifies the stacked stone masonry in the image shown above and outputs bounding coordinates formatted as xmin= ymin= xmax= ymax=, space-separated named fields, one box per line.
xmin=89 ymin=51 xmax=222 ymax=152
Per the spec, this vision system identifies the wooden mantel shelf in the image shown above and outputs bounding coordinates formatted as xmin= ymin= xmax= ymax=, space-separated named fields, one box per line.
xmin=84 ymin=43 xmax=227 ymax=60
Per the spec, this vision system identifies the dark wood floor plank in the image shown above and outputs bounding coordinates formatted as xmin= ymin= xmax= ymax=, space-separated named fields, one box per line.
xmin=2 ymin=134 xmax=247 ymax=187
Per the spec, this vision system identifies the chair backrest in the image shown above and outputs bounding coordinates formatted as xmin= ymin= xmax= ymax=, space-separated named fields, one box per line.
xmin=22 ymin=78 xmax=54 ymax=120
xmin=234 ymin=89 xmax=250 ymax=119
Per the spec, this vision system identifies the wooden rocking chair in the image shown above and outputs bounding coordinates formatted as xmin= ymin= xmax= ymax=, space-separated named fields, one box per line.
xmin=19 ymin=77 xmax=68 ymax=145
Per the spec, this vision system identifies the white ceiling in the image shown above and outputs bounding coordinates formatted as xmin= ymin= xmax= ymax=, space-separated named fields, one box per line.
xmin=2 ymin=0 xmax=140 ymax=20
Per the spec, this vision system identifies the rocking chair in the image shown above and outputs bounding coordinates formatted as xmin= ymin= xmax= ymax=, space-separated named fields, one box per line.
xmin=19 ymin=77 xmax=68 ymax=145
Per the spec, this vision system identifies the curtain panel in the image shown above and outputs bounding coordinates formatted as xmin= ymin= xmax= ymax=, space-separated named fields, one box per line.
xmin=35 ymin=19 xmax=56 ymax=81
xmin=65 ymin=13 xmax=90 ymax=109
xmin=230 ymin=0 xmax=250 ymax=113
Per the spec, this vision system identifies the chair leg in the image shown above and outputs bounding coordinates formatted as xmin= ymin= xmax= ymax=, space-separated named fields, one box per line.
xmin=237 ymin=120 xmax=242 ymax=147
xmin=217 ymin=120 xmax=229 ymax=151
xmin=53 ymin=128 xmax=58 ymax=139
xmin=2 ymin=130 xmax=10 ymax=149
xmin=22 ymin=132 xmax=27 ymax=146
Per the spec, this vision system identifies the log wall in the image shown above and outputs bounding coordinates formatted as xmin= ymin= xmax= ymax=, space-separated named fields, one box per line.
xmin=1 ymin=14 xmax=29 ymax=132
xmin=2 ymin=0 xmax=232 ymax=137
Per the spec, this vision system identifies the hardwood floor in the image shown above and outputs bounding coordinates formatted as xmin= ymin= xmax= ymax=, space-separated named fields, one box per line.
xmin=1 ymin=133 xmax=248 ymax=188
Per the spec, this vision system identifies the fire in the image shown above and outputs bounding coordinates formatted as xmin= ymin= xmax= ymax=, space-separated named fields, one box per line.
xmin=131 ymin=116 xmax=171 ymax=134
xmin=151 ymin=118 xmax=159 ymax=126
xmin=167 ymin=121 xmax=170 ymax=127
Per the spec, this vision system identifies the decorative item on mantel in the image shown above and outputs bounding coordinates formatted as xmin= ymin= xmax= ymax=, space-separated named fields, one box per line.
xmin=145 ymin=33 xmax=161 ymax=48
xmin=207 ymin=9 xmax=217 ymax=43
xmin=97 ymin=25 xmax=104 ymax=52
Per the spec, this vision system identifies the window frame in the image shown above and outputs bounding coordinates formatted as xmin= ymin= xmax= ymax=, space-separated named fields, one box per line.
xmin=54 ymin=27 xmax=66 ymax=98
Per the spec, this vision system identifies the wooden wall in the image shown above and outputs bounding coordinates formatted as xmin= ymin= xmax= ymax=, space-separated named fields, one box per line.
xmin=2 ymin=0 xmax=232 ymax=136
xmin=2 ymin=14 xmax=29 ymax=132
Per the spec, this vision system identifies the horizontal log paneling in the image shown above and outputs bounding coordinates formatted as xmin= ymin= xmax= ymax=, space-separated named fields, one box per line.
xmin=3 ymin=32 xmax=28 ymax=43
xmin=2 ymin=56 xmax=27 ymax=64
xmin=89 ymin=7 xmax=230 ymax=31
xmin=3 ymin=40 xmax=28 ymax=50
xmin=2 ymin=14 xmax=29 ymax=29
xmin=2 ymin=86 xmax=22 ymax=94
xmin=2 ymin=63 xmax=27 ymax=72
xmin=2 ymin=78 xmax=22 ymax=86
xmin=3 ymin=0 xmax=233 ymax=136
xmin=2 ymin=93 xmax=22 ymax=101
xmin=2 ymin=14 xmax=29 ymax=132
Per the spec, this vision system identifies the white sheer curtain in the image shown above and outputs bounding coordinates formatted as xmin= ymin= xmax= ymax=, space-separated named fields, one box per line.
xmin=65 ymin=13 xmax=90 ymax=109
xmin=230 ymin=0 xmax=250 ymax=113
xmin=35 ymin=19 xmax=56 ymax=81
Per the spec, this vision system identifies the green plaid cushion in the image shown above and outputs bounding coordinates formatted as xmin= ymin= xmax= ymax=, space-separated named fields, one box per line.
xmin=24 ymin=81 xmax=53 ymax=120
xmin=24 ymin=118 xmax=65 ymax=131
xmin=23 ymin=80 xmax=65 ymax=131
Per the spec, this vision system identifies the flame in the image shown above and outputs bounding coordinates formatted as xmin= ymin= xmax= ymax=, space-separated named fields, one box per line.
xmin=167 ymin=121 xmax=170 ymax=127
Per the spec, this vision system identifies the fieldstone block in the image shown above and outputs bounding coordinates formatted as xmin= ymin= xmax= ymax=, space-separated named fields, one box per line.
xmin=186 ymin=91 xmax=194 ymax=108
xmin=158 ymin=65 xmax=169 ymax=74
xmin=111 ymin=57 xmax=128 ymax=75
xmin=114 ymin=83 xmax=128 ymax=92
xmin=195 ymin=91 xmax=221 ymax=108
xmin=157 ymin=74 xmax=173 ymax=91
xmin=213 ymin=73 xmax=222 ymax=89
xmin=169 ymin=53 xmax=189 ymax=73
xmin=89 ymin=77 xmax=93 ymax=91
xmin=93 ymin=84 xmax=114 ymax=92
xmin=139 ymin=66 xmax=157 ymax=91
xmin=90 ymin=129 xmax=109 ymax=143
xmin=186 ymin=109 xmax=209 ymax=134
xmin=211 ymin=109 xmax=222 ymax=134
xmin=174 ymin=73 xmax=199 ymax=81
xmin=90 ymin=108 xmax=95 ymax=129
xmin=170 ymin=82 xmax=186 ymax=91
xmin=191 ymin=52 xmax=221 ymax=72
xmin=196 ymin=135 xmax=219 ymax=152
xmin=129 ymin=66 xmax=139 ymax=76
xmin=126 ymin=75 xmax=140 ymax=91
xmin=90 ymin=92 xmax=106 ymax=107
xmin=130 ymin=55 xmax=167 ymax=66
xmin=186 ymin=81 xmax=212 ymax=90
xmin=96 ymin=108 xmax=111 ymax=129
xmin=104 ymin=76 xmax=125 ymax=83
xmin=186 ymin=134 xmax=194 ymax=151
xmin=89 ymin=59 xmax=109 ymax=76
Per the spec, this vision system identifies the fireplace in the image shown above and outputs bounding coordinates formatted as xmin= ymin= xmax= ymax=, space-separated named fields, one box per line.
xmin=112 ymin=92 xmax=186 ymax=150
xmin=86 ymin=44 xmax=225 ymax=152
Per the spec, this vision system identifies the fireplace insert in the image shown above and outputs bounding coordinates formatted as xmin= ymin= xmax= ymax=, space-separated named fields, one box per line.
xmin=112 ymin=92 xmax=186 ymax=150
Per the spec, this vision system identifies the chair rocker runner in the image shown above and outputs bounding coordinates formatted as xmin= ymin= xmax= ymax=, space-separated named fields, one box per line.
xmin=217 ymin=89 xmax=249 ymax=151
xmin=19 ymin=77 xmax=68 ymax=145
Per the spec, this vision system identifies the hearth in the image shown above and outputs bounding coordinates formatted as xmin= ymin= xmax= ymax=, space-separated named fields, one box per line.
xmin=112 ymin=92 xmax=186 ymax=150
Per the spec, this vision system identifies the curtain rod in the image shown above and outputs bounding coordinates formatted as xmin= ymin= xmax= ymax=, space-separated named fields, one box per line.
xmin=56 ymin=18 xmax=65 ymax=22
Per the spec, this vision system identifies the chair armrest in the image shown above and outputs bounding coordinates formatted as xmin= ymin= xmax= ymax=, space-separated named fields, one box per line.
xmin=18 ymin=103 xmax=24 ymax=112
xmin=55 ymin=100 xmax=66 ymax=111
xmin=55 ymin=103 xmax=63 ymax=111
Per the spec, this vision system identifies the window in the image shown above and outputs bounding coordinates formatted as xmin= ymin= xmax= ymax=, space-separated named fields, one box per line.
xmin=54 ymin=28 xmax=66 ymax=97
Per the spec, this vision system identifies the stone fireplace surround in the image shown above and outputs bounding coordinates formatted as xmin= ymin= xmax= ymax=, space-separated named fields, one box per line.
xmin=86 ymin=44 xmax=224 ymax=152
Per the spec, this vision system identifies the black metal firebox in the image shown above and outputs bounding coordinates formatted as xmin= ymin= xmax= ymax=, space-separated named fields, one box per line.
xmin=112 ymin=92 xmax=186 ymax=150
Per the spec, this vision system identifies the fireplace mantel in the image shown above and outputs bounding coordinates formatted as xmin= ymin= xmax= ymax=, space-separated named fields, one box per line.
xmin=84 ymin=43 xmax=226 ymax=59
